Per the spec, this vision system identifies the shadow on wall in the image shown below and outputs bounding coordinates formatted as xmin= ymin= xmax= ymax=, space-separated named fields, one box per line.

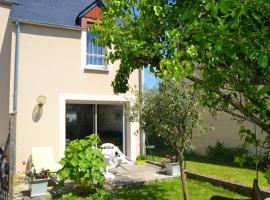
xmin=32 ymin=105 xmax=43 ymax=123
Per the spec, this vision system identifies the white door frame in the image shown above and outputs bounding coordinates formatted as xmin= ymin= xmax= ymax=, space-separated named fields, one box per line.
xmin=58 ymin=93 xmax=136 ymax=160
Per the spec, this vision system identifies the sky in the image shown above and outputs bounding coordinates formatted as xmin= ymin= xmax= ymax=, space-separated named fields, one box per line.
xmin=144 ymin=67 xmax=159 ymax=89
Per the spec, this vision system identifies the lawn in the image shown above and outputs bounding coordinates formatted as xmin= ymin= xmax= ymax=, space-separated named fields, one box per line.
xmin=55 ymin=178 xmax=245 ymax=200
xmin=186 ymin=161 xmax=270 ymax=191
xmin=114 ymin=178 xmax=244 ymax=200
xmin=146 ymin=154 xmax=270 ymax=191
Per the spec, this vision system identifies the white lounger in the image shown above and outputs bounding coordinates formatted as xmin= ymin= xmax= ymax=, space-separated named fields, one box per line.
xmin=31 ymin=146 xmax=62 ymax=173
xmin=101 ymin=143 xmax=133 ymax=174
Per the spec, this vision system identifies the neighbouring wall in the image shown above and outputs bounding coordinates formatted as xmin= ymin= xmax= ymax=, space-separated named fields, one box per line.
xmin=192 ymin=111 xmax=262 ymax=155
xmin=0 ymin=4 xmax=12 ymax=148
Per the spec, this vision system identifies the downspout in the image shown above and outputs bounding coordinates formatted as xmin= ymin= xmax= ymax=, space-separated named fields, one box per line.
xmin=139 ymin=68 xmax=145 ymax=156
xmin=10 ymin=21 xmax=20 ymax=178
xmin=13 ymin=21 xmax=20 ymax=113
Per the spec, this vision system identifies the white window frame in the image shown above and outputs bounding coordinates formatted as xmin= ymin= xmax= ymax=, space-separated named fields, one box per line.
xmin=81 ymin=30 xmax=109 ymax=72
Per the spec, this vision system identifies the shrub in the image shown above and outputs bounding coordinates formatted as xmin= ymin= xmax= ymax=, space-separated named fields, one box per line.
xmin=58 ymin=134 xmax=105 ymax=190
xmin=206 ymin=141 xmax=248 ymax=164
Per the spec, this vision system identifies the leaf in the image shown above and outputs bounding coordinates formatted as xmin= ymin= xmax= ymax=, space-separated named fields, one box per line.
xmin=251 ymin=12 xmax=260 ymax=21
xmin=231 ymin=7 xmax=242 ymax=28
xmin=259 ymin=85 xmax=270 ymax=95
xmin=220 ymin=0 xmax=231 ymax=14
xmin=258 ymin=54 xmax=268 ymax=68
xmin=265 ymin=168 xmax=270 ymax=184
xmin=205 ymin=2 xmax=212 ymax=11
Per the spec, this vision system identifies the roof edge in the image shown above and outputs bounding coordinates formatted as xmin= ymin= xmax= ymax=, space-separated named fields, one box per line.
xmin=12 ymin=19 xmax=83 ymax=31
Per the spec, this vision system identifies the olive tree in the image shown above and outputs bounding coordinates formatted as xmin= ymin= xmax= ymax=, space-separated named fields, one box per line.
xmin=130 ymin=80 xmax=203 ymax=200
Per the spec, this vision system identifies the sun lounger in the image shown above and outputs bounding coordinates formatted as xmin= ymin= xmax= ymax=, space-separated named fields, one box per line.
xmin=31 ymin=146 xmax=62 ymax=173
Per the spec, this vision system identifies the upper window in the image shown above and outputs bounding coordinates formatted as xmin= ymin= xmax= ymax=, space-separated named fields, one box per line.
xmin=86 ymin=31 xmax=105 ymax=66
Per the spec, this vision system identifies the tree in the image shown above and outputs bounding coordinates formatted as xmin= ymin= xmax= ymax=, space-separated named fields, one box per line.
xmin=129 ymin=80 xmax=203 ymax=200
xmin=92 ymin=0 xmax=270 ymax=149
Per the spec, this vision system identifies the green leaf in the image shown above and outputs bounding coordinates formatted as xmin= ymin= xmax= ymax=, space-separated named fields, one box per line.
xmin=220 ymin=1 xmax=231 ymax=14
xmin=258 ymin=54 xmax=268 ymax=68
xmin=259 ymin=85 xmax=270 ymax=95
xmin=265 ymin=168 xmax=270 ymax=184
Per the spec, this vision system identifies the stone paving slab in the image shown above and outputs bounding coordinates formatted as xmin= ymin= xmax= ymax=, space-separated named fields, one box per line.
xmin=13 ymin=163 xmax=175 ymax=199
xmin=107 ymin=163 xmax=175 ymax=188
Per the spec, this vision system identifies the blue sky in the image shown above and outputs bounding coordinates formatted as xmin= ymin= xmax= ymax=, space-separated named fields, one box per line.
xmin=144 ymin=67 xmax=159 ymax=89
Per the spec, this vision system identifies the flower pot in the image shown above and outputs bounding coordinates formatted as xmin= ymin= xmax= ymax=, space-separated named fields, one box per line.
xmin=165 ymin=162 xmax=180 ymax=176
xmin=29 ymin=179 xmax=48 ymax=197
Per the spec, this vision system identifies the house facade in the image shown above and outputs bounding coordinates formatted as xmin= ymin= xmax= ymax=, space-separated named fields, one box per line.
xmin=0 ymin=0 xmax=141 ymax=173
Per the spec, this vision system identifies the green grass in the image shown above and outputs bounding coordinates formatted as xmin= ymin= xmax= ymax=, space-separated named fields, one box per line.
xmin=55 ymin=178 xmax=245 ymax=200
xmin=146 ymin=152 xmax=270 ymax=191
xmin=186 ymin=161 xmax=270 ymax=190
xmin=114 ymin=178 xmax=245 ymax=200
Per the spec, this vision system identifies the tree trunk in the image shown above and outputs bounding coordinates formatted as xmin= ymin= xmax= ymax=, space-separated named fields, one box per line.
xmin=179 ymin=150 xmax=189 ymax=200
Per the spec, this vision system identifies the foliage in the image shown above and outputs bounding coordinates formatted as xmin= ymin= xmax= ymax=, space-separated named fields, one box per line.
xmin=26 ymin=168 xmax=50 ymax=182
xmin=130 ymin=80 xmax=203 ymax=152
xmin=129 ymin=80 xmax=203 ymax=200
xmin=55 ymin=190 xmax=113 ymax=200
xmin=207 ymin=141 xmax=248 ymax=164
xmin=92 ymin=0 xmax=270 ymax=151
xmin=58 ymin=134 xmax=105 ymax=190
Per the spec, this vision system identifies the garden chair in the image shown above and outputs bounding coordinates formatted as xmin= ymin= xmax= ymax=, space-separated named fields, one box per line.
xmin=101 ymin=143 xmax=133 ymax=164
xmin=31 ymin=146 xmax=62 ymax=173
xmin=101 ymin=143 xmax=132 ymax=174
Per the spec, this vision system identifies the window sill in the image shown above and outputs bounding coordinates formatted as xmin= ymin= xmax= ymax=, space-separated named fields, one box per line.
xmin=83 ymin=65 xmax=110 ymax=73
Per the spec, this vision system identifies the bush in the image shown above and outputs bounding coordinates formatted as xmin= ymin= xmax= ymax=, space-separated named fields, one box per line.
xmin=206 ymin=141 xmax=248 ymax=164
xmin=58 ymin=134 xmax=105 ymax=191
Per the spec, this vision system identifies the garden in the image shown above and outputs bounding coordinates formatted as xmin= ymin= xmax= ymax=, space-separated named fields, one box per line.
xmin=20 ymin=0 xmax=270 ymax=199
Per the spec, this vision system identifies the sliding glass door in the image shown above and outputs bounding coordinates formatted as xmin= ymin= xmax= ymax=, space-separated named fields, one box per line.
xmin=66 ymin=103 xmax=124 ymax=151
xmin=97 ymin=105 xmax=123 ymax=151
xmin=66 ymin=104 xmax=95 ymax=145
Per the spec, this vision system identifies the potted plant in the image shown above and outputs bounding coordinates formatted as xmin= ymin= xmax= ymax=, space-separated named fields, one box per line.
xmin=26 ymin=167 xmax=50 ymax=197
xmin=161 ymin=155 xmax=180 ymax=176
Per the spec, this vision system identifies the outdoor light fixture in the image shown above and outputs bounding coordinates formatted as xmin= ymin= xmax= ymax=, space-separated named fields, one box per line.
xmin=32 ymin=95 xmax=47 ymax=123
xmin=37 ymin=95 xmax=47 ymax=107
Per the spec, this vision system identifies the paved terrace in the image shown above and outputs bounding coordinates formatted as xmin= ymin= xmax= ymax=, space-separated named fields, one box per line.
xmin=14 ymin=163 xmax=175 ymax=199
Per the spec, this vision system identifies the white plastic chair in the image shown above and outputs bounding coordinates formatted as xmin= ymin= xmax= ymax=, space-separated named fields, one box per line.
xmin=101 ymin=143 xmax=132 ymax=175
xmin=31 ymin=146 xmax=62 ymax=173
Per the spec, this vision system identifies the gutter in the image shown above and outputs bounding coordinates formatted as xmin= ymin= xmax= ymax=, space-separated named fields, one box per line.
xmin=12 ymin=19 xmax=82 ymax=31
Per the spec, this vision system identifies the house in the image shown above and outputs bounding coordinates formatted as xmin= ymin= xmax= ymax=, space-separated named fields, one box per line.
xmin=0 ymin=0 xmax=142 ymax=173
xmin=0 ymin=0 xmax=256 ymax=174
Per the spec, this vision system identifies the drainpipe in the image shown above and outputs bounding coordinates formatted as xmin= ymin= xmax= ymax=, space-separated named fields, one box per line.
xmin=13 ymin=21 xmax=20 ymax=113
xmin=139 ymin=68 xmax=145 ymax=156
xmin=9 ymin=21 xmax=20 ymax=191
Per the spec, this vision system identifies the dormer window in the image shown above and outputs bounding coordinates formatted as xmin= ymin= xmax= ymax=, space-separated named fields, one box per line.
xmin=76 ymin=0 xmax=107 ymax=72
xmin=86 ymin=31 xmax=105 ymax=66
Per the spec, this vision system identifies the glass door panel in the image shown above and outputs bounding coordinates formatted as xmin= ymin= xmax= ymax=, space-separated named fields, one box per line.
xmin=97 ymin=105 xmax=123 ymax=151
xmin=66 ymin=104 xmax=95 ymax=146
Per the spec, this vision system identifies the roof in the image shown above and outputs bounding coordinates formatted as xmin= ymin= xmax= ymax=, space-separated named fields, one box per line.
xmin=0 ymin=0 xmax=18 ymax=5
xmin=11 ymin=0 xmax=103 ymax=29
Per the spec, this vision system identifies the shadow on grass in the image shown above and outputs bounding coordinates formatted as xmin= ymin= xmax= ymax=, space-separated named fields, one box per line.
xmin=113 ymin=184 xmax=168 ymax=200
